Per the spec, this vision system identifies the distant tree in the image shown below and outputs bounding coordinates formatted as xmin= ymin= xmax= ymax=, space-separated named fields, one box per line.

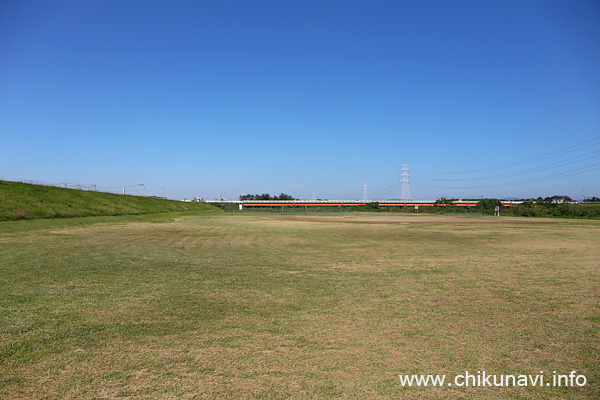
xmin=435 ymin=197 xmax=456 ymax=205
xmin=476 ymin=198 xmax=502 ymax=213
xmin=275 ymin=193 xmax=294 ymax=200
xmin=355 ymin=202 xmax=380 ymax=211
xmin=239 ymin=193 xmax=295 ymax=201
xmin=515 ymin=201 xmax=537 ymax=217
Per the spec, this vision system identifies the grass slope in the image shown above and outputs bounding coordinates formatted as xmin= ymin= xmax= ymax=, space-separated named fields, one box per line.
xmin=0 ymin=180 xmax=219 ymax=221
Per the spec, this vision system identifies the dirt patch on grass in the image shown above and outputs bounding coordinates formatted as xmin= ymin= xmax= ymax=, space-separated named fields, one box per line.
xmin=47 ymin=222 xmax=158 ymax=235
xmin=262 ymin=214 xmax=543 ymax=224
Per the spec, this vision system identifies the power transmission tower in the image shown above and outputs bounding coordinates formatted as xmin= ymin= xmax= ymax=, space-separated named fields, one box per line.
xmin=363 ymin=182 xmax=368 ymax=202
xmin=401 ymin=164 xmax=411 ymax=202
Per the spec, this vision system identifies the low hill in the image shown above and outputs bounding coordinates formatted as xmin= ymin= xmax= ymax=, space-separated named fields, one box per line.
xmin=0 ymin=180 xmax=220 ymax=221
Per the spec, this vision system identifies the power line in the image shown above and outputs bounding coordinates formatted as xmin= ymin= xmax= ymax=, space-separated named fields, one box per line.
xmin=370 ymin=172 xmax=402 ymax=198
xmin=412 ymin=162 xmax=600 ymax=189
xmin=417 ymin=149 xmax=600 ymax=182
xmin=420 ymin=136 xmax=600 ymax=175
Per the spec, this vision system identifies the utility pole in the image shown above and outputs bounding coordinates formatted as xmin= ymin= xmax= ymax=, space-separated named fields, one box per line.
xmin=401 ymin=164 xmax=411 ymax=202
xmin=363 ymin=182 xmax=368 ymax=202
xmin=481 ymin=195 xmax=484 ymax=216
xmin=582 ymin=188 xmax=585 ymax=203
xmin=141 ymin=184 xmax=144 ymax=196
xmin=162 ymin=186 xmax=165 ymax=198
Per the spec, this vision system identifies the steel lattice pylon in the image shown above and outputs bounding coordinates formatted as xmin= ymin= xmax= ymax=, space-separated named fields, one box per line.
xmin=401 ymin=164 xmax=410 ymax=201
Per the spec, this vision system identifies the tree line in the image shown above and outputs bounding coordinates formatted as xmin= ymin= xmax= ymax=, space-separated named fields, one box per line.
xmin=239 ymin=193 xmax=295 ymax=201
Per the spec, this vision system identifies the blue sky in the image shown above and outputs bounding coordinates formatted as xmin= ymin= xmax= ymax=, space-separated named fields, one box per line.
xmin=1 ymin=0 xmax=599 ymax=200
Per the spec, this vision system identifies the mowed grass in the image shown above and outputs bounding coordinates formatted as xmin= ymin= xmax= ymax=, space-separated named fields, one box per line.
xmin=0 ymin=180 xmax=218 ymax=221
xmin=0 ymin=213 xmax=598 ymax=399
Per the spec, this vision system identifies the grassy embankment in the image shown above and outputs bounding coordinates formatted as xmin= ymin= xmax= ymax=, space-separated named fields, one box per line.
xmin=0 ymin=180 xmax=219 ymax=221
xmin=1 ymin=213 xmax=598 ymax=399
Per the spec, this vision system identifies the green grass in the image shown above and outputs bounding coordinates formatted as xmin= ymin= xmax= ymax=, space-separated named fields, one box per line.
xmin=0 ymin=213 xmax=598 ymax=399
xmin=0 ymin=180 xmax=220 ymax=221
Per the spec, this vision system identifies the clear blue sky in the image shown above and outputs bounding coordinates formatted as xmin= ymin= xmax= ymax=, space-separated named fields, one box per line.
xmin=1 ymin=0 xmax=599 ymax=200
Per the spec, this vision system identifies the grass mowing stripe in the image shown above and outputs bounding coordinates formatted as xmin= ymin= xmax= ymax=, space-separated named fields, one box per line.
xmin=0 ymin=214 xmax=598 ymax=399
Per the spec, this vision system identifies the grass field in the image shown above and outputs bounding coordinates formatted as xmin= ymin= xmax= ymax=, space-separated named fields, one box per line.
xmin=1 ymin=213 xmax=598 ymax=399
xmin=0 ymin=180 xmax=218 ymax=221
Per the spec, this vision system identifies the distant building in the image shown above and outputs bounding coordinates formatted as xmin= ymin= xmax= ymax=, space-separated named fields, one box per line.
xmin=550 ymin=195 xmax=574 ymax=204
